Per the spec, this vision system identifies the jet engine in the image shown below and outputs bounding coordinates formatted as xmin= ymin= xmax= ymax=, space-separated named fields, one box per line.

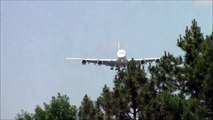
xmin=141 ymin=60 xmax=145 ymax=64
xmin=82 ymin=60 xmax=87 ymax=65
xmin=98 ymin=61 xmax=103 ymax=65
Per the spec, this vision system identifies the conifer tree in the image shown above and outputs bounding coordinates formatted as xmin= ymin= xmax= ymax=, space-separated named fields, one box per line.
xmin=177 ymin=19 xmax=205 ymax=99
xmin=177 ymin=20 xmax=213 ymax=118
xmin=97 ymin=85 xmax=114 ymax=120
xmin=148 ymin=19 xmax=211 ymax=119
xmin=78 ymin=95 xmax=96 ymax=120
xmin=97 ymin=60 xmax=149 ymax=120
xmin=201 ymin=33 xmax=213 ymax=118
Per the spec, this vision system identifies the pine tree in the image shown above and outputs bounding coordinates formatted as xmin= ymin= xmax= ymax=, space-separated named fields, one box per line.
xmin=97 ymin=85 xmax=114 ymax=120
xmin=145 ymin=19 xmax=210 ymax=119
xmin=94 ymin=100 xmax=104 ymax=120
xmin=201 ymin=33 xmax=213 ymax=118
xmin=78 ymin=95 xmax=96 ymax=120
xmin=177 ymin=20 xmax=213 ymax=118
xmin=97 ymin=60 xmax=150 ymax=120
xmin=177 ymin=19 xmax=205 ymax=98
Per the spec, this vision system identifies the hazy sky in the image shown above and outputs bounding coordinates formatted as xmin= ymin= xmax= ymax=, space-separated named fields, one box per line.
xmin=1 ymin=1 xmax=212 ymax=119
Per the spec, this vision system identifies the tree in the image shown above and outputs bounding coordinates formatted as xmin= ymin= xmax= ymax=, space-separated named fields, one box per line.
xmin=16 ymin=110 xmax=33 ymax=120
xmin=97 ymin=60 xmax=151 ymax=120
xmin=147 ymin=19 xmax=211 ymax=119
xmin=97 ymin=85 xmax=115 ymax=120
xmin=177 ymin=19 xmax=205 ymax=99
xmin=78 ymin=94 xmax=97 ymax=120
xmin=201 ymin=33 xmax=213 ymax=118
xmin=177 ymin=20 xmax=213 ymax=118
xmin=16 ymin=93 xmax=77 ymax=120
xmin=94 ymin=99 xmax=104 ymax=120
xmin=95 ymin=19 xmax=212 ymax=120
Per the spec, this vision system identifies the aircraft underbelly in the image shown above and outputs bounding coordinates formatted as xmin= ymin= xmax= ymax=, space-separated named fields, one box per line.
xmin=117 ymin=58 xmax=128 ymax=67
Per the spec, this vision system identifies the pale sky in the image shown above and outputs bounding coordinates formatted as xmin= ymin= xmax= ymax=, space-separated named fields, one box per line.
xmin=1 ymin=1 xmax=212 ymax=119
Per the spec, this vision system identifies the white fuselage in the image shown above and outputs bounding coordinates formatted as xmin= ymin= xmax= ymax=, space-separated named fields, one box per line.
xmin=117 ymin=49 xmax=126 ymax=58
xmin=117 ymin=49 xmax=128 ymax=66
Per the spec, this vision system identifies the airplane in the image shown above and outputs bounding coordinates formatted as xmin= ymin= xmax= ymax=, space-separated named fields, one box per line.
xmin=65 ymin=41 xmax=160 ymax=70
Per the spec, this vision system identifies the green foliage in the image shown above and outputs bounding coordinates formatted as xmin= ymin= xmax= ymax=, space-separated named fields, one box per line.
xmin=177 ymin=20 xmax=213 ymax=118
xmin=16 ymin=93 xmax=77 ymax=120
xmin=99 ymin=85 xmax=114 ymax=119
xmin=46 ymin=93 xmax=77 ymax=120
xmin=94 ymin=19 xmax=212 ymax=120
xmin=181 ymin=98 xmax=206 ymax=120
xmin=34 ymin=105 xmax=46 ymax=120
xmin=96 ymin=60 xmax=152 ymax=120
xmin=199 ymin=33 xmax=213 ymax=116
xmin=78 ymin=95 xmax=97 ymax=120
xmin=177 ymin=19 xmax=206 ymax=98
xmin=149 ymin=52 xmax=185 ymax=94
xmin=16 ymin=110 xmax=33 ymax=120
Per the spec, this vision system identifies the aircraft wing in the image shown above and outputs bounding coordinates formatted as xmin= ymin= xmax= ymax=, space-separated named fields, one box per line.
xmin=65 ymin=57 xmax=118 ymax=67
xmin=132 ymin=58 xmax=160 ymax=64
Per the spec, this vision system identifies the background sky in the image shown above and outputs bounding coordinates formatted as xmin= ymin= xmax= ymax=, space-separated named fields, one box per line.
xmin=1 ymin=1 xmax=212 ymax=119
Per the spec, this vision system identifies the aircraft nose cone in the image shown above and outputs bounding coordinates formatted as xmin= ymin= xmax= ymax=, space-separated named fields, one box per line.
xmin=117 ymin=49 xmax=126 ymax=58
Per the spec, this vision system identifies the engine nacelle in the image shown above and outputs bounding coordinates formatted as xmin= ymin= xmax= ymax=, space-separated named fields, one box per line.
xmin=98 ymin=61 xmax=103 ymax=65
xmin=156 ymin=59 xmax=160 ymax=63
xmin=141 ymin=60 xmax=145 ymax=64
xmin=82 ymin=60 xmax=87 ymax=65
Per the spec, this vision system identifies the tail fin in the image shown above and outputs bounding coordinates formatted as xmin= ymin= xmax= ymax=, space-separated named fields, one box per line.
xmin=118 ymin=40 xmax=120 ymax=50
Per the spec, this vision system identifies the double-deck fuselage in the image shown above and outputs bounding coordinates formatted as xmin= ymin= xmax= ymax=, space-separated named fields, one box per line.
xmin=116 ymin=49 xmax=128 ymax=67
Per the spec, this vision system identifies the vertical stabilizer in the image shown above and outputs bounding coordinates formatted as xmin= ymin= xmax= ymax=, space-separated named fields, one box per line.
xmin=118 ymin=40 xmax=120 ymax=50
